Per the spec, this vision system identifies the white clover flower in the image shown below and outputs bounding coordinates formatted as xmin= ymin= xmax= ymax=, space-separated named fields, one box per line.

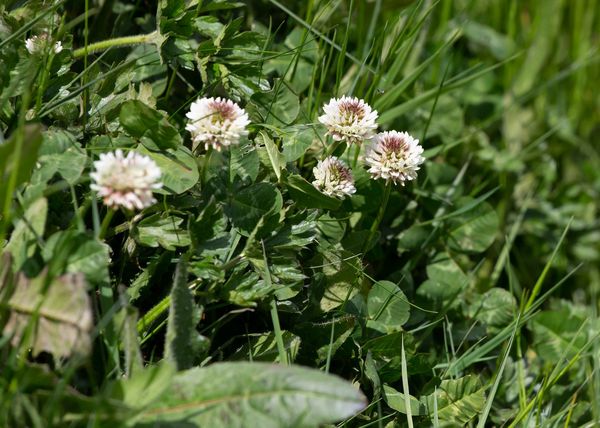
xmin=25 ymin=34 xmax=63 ymax=54
xmin=366 ymin=131 xmax=425 ymax=185
xmin=318 ymin=96 xmax=378 ymax=145
xmin=185 ymin=97 xmax=250 ymax=151
xmin=312 ymin=156 xmax=356 ymax=199
xmin=90 ymin=150 xmax=162 ymax=210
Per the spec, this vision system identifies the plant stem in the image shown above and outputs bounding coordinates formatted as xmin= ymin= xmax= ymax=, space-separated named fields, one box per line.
xmin=270 ymin=298 xmax=288 ymax=365
xmin=352 ymin=144 xmax=360 ymax=168
xmin=98 ymin=208 xmax=115 ymax=240
xmin=201 ymin=147 xmax=214 ymax=186
xmin=324 ymin=139 xmax=343 ymax=158
xmin=72 ymin=31 xmax=157 ymax=59
xmin=363 ymin=181 xmax=392 ymax=255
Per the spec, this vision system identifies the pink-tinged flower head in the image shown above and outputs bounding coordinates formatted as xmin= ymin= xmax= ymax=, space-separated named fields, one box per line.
xmin=318 ymin=96 xmax=378 ymax=145
xmin=185 ymin=97 xmax=250 ymax=151
xmin=25 ymin=34 xmax=63 ymax=54
xmin=90 ymin=150 xmax=162 ymax=210
xmin=366 ymin=131 xmax=425 ymax=185
xmin=312 ymin=156 xmax=356 ymax=199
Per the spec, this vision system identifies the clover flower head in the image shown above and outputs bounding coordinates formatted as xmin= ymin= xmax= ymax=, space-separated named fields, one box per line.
xmin=185 ymin=97 xmax=250 ymax=151
xmin=90 ymin=150 xmax=162 ymax=210
xmin=312 ymin=156 xmax=356 ymax=198
xmin=25 ymin=34 xmax=63 ymax=54
xmin=366 ymin=131 xmax=425 ymax=185
xmin=318 ymin=96 xmax=378 ymax=145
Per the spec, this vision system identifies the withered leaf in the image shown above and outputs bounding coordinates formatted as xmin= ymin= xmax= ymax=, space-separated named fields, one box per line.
xmin=1 ymin=266 xmax=93 ymax=358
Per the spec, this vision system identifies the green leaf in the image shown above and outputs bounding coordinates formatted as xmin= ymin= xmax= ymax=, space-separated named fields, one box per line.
xmin=137 ymin=145 xmax=199 ymax=194
xmin=1 ymin=266 xmax=93 ymax=358
xmin=282 ymin=126 xmax=315 ymax=163
xmin=257 ymin=130 xmax=284 ymax=181
xmin=136 ymin=362 xmax=366 ymax=426
xmin=363 ymin=332 xmax=416 ymax=360
xmin=226 ymin=182 xmax=283 ymax=235
xmin=286 ymin=174 xmax=342 ymax=210
xmin=115 ymin=306 xmax=143 ymax=378
xmin=310 ymin=247 xmax=362 ymax=312
xmin=383 ymin=384 xmax=427 ymax=416
xmin=229 ymin=140 xmax=259 ymax=183
xmin=531 ymin=301 xmax=588 ymax=361
xmin=0 ymin=125 xmax=43 ymax=213
xmin=230 ymin=331 xmax=301 ymax=363
xmin=473 ymin=288 xmax=516 ymax=332
xmin=293 ymin=317 xmax=355 ymax=364
xmin=120 ymin=100 xmax=181 ymax=150
xmin=133 ymin=214 xmax=191 ymax=250
xmin=118 ymin=362 xmax=176 ymax=410
xmin=367 ymin=281 xmax=410 ymax=332
xmin=5 ymin=197 xmax=47 ymax=270
xmin=42 ymin=231 xmax=110 ymax=286
xmin=417 ymin=253 xmax=468 ymax=304
xmin=447 ymin=197 xmax=499 ymax=253
xmin=421 ymin=375 xmax=485 ymax=425
xmin=249 ymin=80 xmax=299 ymax=126
xmin=35 ymin=130 xmax=88 ymax=185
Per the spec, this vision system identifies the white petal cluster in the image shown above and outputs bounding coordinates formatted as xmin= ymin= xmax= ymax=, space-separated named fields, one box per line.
xmin=312 ymin=156 xmax=356 ymax=198
xmin=185 ymin=97 xmax=250 ymax=151
xmin=318 ymin=96 xmax=378 ymax=145
xmin=366 ymin=131 xmax=425 ymax=185
xmin=25 ymin=34 xmax=63 ymax=54
xmin=90 ymin=150 xmax=162 ymax=210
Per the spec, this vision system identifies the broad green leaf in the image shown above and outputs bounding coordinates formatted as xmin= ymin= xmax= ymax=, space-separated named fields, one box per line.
xmin=286 ymin=174 xmax=342 ymax=210
xmin=136 ymin=362 xmax=366 ymax=427
xmin=137 ymin=145 xmax=199 ymax=194
xmin=230 ymin=331 xmax=301 ymax=363
xmin=473 ymin=288 xmax=516 ymax=332
xmin=118 ymin=362 xmax=176 ymax=410
xmin=417 ymin=253 xmax=467 ymax=304
xmin=367 ymin=281 xmax=410 ymax=332
xmin=363 ymin=332 xmax=416 ymax=360
xmin=42 ymin=231 xmax=110 ymax=286
xmin=447 ymin=197 xmax=499 ymax=253
xmin=421 ymin=375 xmax=486 ymax=425
xmin=133 ymin=214 xmax=191 ymax=250
xmin=226 ymin=182 xmax=283 ymax=235
xmin=5 ymin=197 xmax=47 ymax=270
xmin=1 ymin=266 xmax=92 ymax=358
xmin=531 ymin=301 xmax=588 ymax=361
xmin=249 ymin=80 xmax=299 ymax=126
xmin=310 ymin=247 xmax=362 ymax=312
xmin=397 ymin=224 xmax=430 ymax=253
xmin=257 ymin=130 xmax=284 ymax=181
xmin=293 ymin=317 xmax=355 ymax=364
xmin=35 ymin=129 xmax=88 ymax=184
xmin=229 ymin=140 xmax=259 ymax=183
xmin=120 ymin=100 xmax=181 ymax=150
xmin=282 ymin=126 xmax=315 ymax=162
xmin=383 ymin=384 xmax=427 ymax=415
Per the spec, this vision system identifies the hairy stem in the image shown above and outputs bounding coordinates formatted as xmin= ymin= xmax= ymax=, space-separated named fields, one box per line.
xmin=72 ymin=31 xmax=158 ymax=58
